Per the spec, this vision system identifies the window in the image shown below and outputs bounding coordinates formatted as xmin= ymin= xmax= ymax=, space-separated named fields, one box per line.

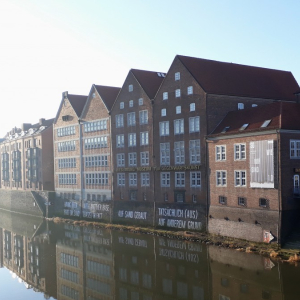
xmin=235 ymin=171 xmax=246 ymax=186
xmin=129 ymin=100 xmax=133 ymax=107
xmin=261 ymin=119 xmax=271 ymax=128
xmin=290 ymin=140 xmax=300 ymax=158
xmin=164 ymin=192 xmax=168 ymax=201
xmin=192 ymin=194 xmax=197 ymax=203
xmin=59 ymin=158 xmax=77 ymax=168
xmin=57 ymin=126 xmax=75 ymax=137
xmin=127 ymin=112 xmax=136 ymax=126
xmin=190 ymin=103 xmax=195 ymax=111
xmin=161 ymin=172 xmax=170 ymax=187
xmin=129 ymin=173 xmax=137 ymax=186
xmin=128 ymin=153 xmax=137 ymax=166
xmin=139 ymin=98 xmax=143 ymax=105
xmin=58 ymin=141 xmax=76 ymax=152
xmin=216 ymin=145 xmax=226 ymax=161
xmin=85 ymin=173 xmax=109 ymax=185
xmin=159 ymin=121 xmax=169 ymax=136
xmin=176 ymin=106 xmax=181 ymax=114
xmin=175 ymin=191 xmax=185 ymax=202
xmin=161 ymin=108 xmax=166 ymax=116
xmin=129 ymin=84 xmax=133 ymax=92
xmin=175 ymin=172 xmax=185 ymax=187
xmin=140 ymin=152 xmax=149 ymax=166
xmin=117 ymin=173 xmax=125 ymax=186
xmin=240 ymin=123 xmax=249 ymax=131
xmin=130 ymin=190 xmax=137 ymax=201
xmin=120 ymin=102 xmax=124 ymax=109
xmin=84 ymin=137 xmax=107 ymax=149
xmin=58 ymin=174 xmax=77 ymax=185
xmin=175 ymin=72 xmax=180 ymax=80
xmin=174 ymin=119 xmax=184 ymax=134
xmin=238 ymin=197 xmax=246 ymax=206
xmin=174 ymin=141 xmax=185 ymax=165
xmin=190 ymin=140 xmax=200 ymax=164
xmin=163 ymin=92 xmax=168 ymax=100
xmin=234 ymin=144 xmax=246 ymax=160
xmin=84 ymin=120 xmax=107 ymax=132
xmin=259 ymin=198 xmax=268 ymax=208
xmin=175 ymin=89 xmax=181 ymax=97
xmin=141 ymin=173 xmax=150 ymax=186
xmin=116 ymin=135 xmax=124 ymax=148
xmin=116 ymin=114 xmax=124 ymax=128
xmin=191 ymin=172 xmax=201 ymax=187
xmin=216 ymin=171 xmax=227 ymax=186
xmin=140 ymin=132 xmax=149 ymax=145
xmin=189 ymin=116 xmax=200 ymax=133
xmin=219 ymin=196 xmax=227 ymax=205
xmin=139 ymin=110 xmax=148 ymax=125
xmin=128 ymin=133 xmax=136 ymax=147
xmin=187 ymin=86 xmax=193 ymax=95
xmin=238 ymin=103 xmax=244 ymax=110
xmin=117 ymin=154 xmax=125 ymax=167
xmin=160 ymin=143 xmax=170 ymax=165
xmin=252 ymin=104 xmax=258 ymax=107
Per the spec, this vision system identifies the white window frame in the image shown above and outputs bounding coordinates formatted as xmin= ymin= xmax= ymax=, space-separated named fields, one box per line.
xmin=139 ymin=110 xmax=148 ymax=125
xmin=290 ymin=140 xmax=300 ymax=158
xmin=116 ymin=135 xmax=124 ymax=148
xmin=163 ymin=92 xmax=168 ymax=100
xmin=235 ymin=170 xmax=246 ymax=187
xmin=138 ymin=98 xmax=143 ymax=105
xmin=120 ymin=102 xmax=124 ymax=109
xmin=116 ymin=114 xmax=124 ymax=128
xmin=129 ymin=173 xmax=137 ymax=186
xmin=216 ymin=145 xmax=226 ymax=161
xmin=128 ymin=133 xmax=136 ymax=147
xmin=129 ymin=84 xmax=133 ymax=92
xmin=127 ymin=112 xmax=136 ymax=126
xmin=174 ymin=141 xmax=185 ymax=165
xmin=161 ymin=172 xmax=170 ymax=187
xmin=117 ymin=153 xmax=125 ymax=167
xmin=189 ymin=116 xmax=200 ymax=133
xmin=140 ymin=131 xmax=149 ymax=146
xmin=159 ymin=121 xmax=169 ymax=136
xmin=175 ymin=89 xmax=181 ymax=98
xmin=189 ymin=139 xmax=200 ymax=164
xmin=141 ymin=173 xmax=150 ymax=186
xmin=190 ymin=103 xmax=195 ymax=111
xmin=216 ymin=171 xmax=227 ymax=186
xmin=190 ymin=171 xmax=201 ymax=187
xmin=175 ymin=172 xmax=185 ymax=187
xmin=174 ymin=119 xmax=184 ymax=135
xmin=234 ymin=143 xmax=246 ymax=160
xmin=176 ymin=106 xmax=181 ymax=114
xmin=175 ymin=72 xmax=180 ymax=81
xmin=140 ymin=151 xmax=149 ymax=166
xmin=128 ymin=152 xmax=137 ymax=166
xmin=187 ymin=86 xmax=193 ymax=95
xmin=238 ymin=103 xmax=244 ymax=110
xmin=161 ymin=108 xmax=166 ymax=117
xmin=129 ymin=100 xmax=133 ymax=107
xmin=117 ymin=173 xmax=125 ymax=186
xmin=160 ymin=143 xmax=170 ymax=165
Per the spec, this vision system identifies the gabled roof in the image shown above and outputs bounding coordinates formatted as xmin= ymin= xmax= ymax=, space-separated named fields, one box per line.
xmin=210 ymin=102 xmax=300 ymax=137
xmin=177 ymin=55 xmax=299 ymax=101
xmin=131 ymin=69 xmax=165 ymax=99
xmin=68 ymin=94 xmax=88 ymax=117
xmin=94 ymin=85 xmax=120 ymax=111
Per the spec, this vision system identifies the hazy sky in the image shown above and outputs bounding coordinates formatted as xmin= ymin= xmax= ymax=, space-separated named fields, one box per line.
xmin=0 ymin=0 xmax=299 ymax=137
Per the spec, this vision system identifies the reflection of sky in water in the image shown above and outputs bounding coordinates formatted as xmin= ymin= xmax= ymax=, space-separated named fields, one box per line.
xmin=0 ymin=268 xmax=54 ymax=300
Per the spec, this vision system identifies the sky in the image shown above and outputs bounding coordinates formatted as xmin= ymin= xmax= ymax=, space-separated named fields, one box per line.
xmin=0 ymin=0 xmax=299 ymax=137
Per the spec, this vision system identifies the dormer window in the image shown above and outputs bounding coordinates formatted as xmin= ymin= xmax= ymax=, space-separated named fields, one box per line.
xmin=240 ymin=123 xmax=249 ymax=131
xmin=238 ymin=103 xmax=244 ymax=110
xmin=62 ymin=115 xmax=70 ymax=121
xmin=175 ymin=72 xmax=180 ymax=81
xmin=252 ymin=104 xmax=258 ymax=107
xmin=221 ymin=126 xmax=230 ymax=133
xmin=261 ymin=120 xmax=271 ymax=128
xmin=129 ymin=84 xmax=133 ymax=92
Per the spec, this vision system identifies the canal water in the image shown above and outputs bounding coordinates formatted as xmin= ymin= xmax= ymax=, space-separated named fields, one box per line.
xmin=0 ymin=211 xmax=300 ymax=300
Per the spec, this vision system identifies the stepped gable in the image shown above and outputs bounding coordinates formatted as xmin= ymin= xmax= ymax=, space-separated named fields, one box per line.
xmin=67 ymin=94 xmax=88 ymax=117
xmin=178 ymin=55 xmax=299 ymax=101
xmin=210 ymin=102 xmax=300 ymax=136
xmin=94 ymin=85 xmax=121 ymax=111
xmin=131 ymin=69 xmax=165 ymax=99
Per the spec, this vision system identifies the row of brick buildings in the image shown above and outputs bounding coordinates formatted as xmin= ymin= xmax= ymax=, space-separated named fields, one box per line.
xmin=1 ymin=54 xmax=300 ymax=243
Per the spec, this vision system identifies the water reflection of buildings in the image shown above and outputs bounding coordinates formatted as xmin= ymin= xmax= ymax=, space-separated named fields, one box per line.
xmin=0 ymin=212 xmax=57 ymax=298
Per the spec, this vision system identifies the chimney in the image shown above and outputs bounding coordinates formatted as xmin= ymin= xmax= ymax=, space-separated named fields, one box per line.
xmin=21 ymin=123 xmax=32 ymax=131
xmin=39 ymin=118 xmax=45 ymax=125
xmin=63 ymin=91 xmax=68 ymax=99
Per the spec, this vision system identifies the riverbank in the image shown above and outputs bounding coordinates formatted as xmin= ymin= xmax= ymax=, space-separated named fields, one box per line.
xmin=50 ymin=217 xmax=300 ymax=264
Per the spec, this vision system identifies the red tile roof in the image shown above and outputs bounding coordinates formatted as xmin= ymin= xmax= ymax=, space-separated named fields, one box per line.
xmin=178 ymin=55 xmax=299 ymax=101
xmin=68 ymin=94 xmax=88 ymax=117
xmin=210 ymin=102 xmax=300 ymax=136
xmin=131 ymin=69 xmax=165 ymax=99
xmin=94 ymin=85 xmax=120 ymax=111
